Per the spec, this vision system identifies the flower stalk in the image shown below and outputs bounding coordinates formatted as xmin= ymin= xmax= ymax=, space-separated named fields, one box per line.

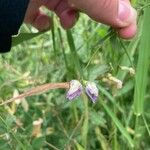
xmin=0 ymin=80 xmax=99 ymax=106
xmin=0 ymin=82 xmax=70 ymax=106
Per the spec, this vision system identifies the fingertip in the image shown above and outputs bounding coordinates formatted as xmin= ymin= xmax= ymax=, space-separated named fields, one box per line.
xmin=33 ymin=13 xmax=52 ymax=31
xmin=116 ymin=1 xmax=137 ymax=28
xmin=117 ymin=23 xmax=137 ymax=39
xmin=59 ymin=9 xmax=79 ymax=29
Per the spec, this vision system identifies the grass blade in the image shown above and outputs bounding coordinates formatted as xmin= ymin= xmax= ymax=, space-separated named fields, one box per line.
xmin=101 ymin=101 xmax=134 ymax=148
xmin=66 ymin=30 xmax=83 ymax=78
xmin=12 ymin=32 xmax=45 ymax=47
xmin=133 ymin=2 xmax=150 ymax=115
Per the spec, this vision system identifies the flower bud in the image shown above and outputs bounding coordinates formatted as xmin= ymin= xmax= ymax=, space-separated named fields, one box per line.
xmin=120 ymin=66 xmax=135 ymax=76
xmin=66 ymin=80 xmax=83 ymax=100
xmin=85 ymin=82 xmax=99 ymax=103
xmin=32 ymin=118 xmax=43 ymax=137
xmin=103 ymin=74 xmax=123 ymax=89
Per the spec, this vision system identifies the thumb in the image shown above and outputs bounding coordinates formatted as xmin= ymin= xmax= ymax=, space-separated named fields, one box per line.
xmin=69 ymin=0 xmax=137 ymax=36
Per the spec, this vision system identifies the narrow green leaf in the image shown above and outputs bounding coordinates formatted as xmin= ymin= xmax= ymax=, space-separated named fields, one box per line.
xmin=75 ymin=142 xmax=85 ymax=150
xmin=116 ymin=37 xmax=140 ymax=81
xmin=0 ymin=115 xmax=26 ymax=150
xmin=101 ymin=101 xmax=134 ymax=148
xmin=12 ymin=32 xmax=45 ymax=47
xmin=66 ymin=30 xmax=83 ymax=78
xmin=95 ymin=127 xmax=110 ymax=150
xmin=88 ymin=65 xmax=110 ymax=80
xmin=134 ymin=3 xmax=150 ymax=115
xmin=98 ymin=85 xmax=123 ymax=112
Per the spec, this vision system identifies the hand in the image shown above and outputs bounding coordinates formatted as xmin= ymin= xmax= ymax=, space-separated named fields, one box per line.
xmin=69 ymin=0 xmax=137 ymax=39
xmin=24 ymin=0 xmax=137 ymax=39
xmin=24 ymin=0 xmax=78 ymax=31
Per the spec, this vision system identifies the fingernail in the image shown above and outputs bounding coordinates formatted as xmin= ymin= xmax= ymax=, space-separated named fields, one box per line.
xmin=67 ymin=9 xmax=79 ymax=20
xmin=61 ymin=9 xmax=79 ymax=29
xmin=118 ymin=1 xmax=131 ymax=22
xmin=66 ymin=9 xmax=76 ymax=16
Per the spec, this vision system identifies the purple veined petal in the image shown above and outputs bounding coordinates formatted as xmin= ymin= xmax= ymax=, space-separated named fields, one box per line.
xmin=85 ymin=82 xmax=99 ymax=103
xmin=66 ymin=80 xmax=83 ymax=100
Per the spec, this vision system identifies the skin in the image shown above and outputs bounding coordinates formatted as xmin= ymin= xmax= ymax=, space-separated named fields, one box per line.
xmin=24 ymin=0 xmax=137 ymax=39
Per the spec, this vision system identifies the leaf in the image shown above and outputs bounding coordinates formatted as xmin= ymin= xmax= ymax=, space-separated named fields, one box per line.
xmin=134 ymin=2 xmax=150 ymax=115
xmin=66 ymin=30 xmax=83 ymax=78
xmin=5 ymin=114 xmax=16 ymax=127
xmin=32 ymin=137 xmax=45 ymax=150
xmin=75 ymin=142 xmax=85 ymax=150
xmin=101 ymin=101 xmax=134 ymax=148
xmin=90 ymin=111 xmax=106 ymax=127
xmin=12 ymin=32 xmax=45 ymax=47
xmin=115 ymin=80 xmax=134 ymax=97
xmin=95 ymin=127 xmax=110 ymax=150
xmin=0 ymin=139 xmax=11 ymax=150
xmin=88 ymin=64 xmax=110 ymax=80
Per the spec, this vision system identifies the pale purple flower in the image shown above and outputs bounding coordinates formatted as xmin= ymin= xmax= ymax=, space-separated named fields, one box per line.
xmin=85 ymin=82 xmax=99 ymax=103
xmin=66 ymin=80 xmax=83 ymax=100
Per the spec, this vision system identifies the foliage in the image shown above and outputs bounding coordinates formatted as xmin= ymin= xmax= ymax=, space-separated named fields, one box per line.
xmin=0 ymin=1 xmax=150 ymax=150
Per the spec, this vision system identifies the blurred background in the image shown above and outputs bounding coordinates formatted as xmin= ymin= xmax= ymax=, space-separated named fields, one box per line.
xmin=0 ymin=0 xmax=150 ymax=149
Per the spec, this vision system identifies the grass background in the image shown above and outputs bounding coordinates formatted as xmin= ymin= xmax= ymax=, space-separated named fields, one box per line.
xmin=0 ymin=0 xmax=150 ymax=149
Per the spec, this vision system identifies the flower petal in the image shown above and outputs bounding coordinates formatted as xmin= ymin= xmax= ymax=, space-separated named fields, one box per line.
xmin=85 ymin=82 xmax=99 ymax=103
xmin=66 ymin=80 xmax=83 ymax=100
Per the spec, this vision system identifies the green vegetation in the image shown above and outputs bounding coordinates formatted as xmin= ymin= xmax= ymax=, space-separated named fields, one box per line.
xmin=0 ymin=1 xmax=150 ymax=149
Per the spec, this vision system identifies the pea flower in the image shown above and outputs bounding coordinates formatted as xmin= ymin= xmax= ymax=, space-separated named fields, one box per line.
xmin=66 ymin=80 xmax=83 ymax=100
xmin=85 ymin=81 xmax=99 ymax=103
